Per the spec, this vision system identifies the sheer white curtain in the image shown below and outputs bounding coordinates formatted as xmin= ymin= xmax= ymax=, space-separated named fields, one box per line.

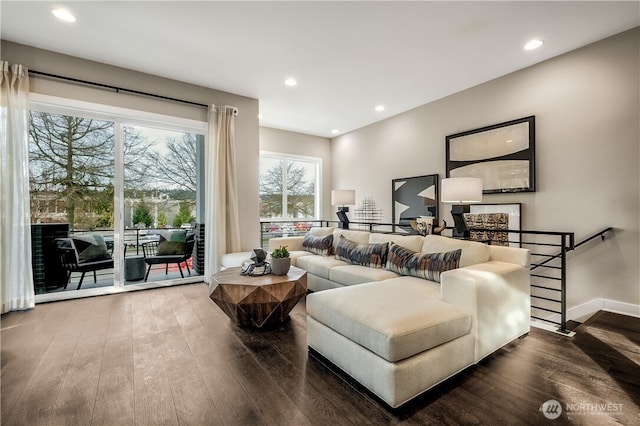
xmin=0 ymin=62 xmax=35 ymax=313
xmin=204 ymin=104 xmax=241 ymax=279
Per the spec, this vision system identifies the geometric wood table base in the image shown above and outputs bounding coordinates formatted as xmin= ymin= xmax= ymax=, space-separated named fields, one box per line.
xmin=209 ymin=266 xmax=307 ymax=328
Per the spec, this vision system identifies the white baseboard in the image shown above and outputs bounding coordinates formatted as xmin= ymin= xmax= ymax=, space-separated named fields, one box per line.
xmin=598 ymin=299 xmax=640 ymax=318
xmin=568 ymin=298 xmax=640 ymax=322
xmin=533 ymin=298 xmax=640 ymax=327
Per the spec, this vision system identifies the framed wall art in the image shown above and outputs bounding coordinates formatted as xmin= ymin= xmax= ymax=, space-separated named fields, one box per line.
xmin=446 ymin=116 xmax=535 ymax=193
xmin=392 ymin=174 xmax=438 ymax=232
xmin=463 ymin=203 xmax=521 ymax=247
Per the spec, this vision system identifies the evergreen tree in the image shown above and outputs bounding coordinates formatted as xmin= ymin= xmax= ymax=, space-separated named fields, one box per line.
xmin=173 ymin=201 xmax=195 ymax=227
xmin=157 ymin=210 xmax=168 ymax=228
xmin=132 ymin=199 xmax=153 ymax=228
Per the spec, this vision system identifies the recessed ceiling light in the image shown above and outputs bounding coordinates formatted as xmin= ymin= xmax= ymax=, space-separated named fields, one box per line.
xmin=52 ymin=8 xmax=76 ymax=23
xmin=284 ymin=78 xmax=297 ymax=87
xmin=331 ymin=129 xmax=339 ymax=135
xmin=524 ymin=39 xmax=543 ymax=50
xmin=375 ymin=105 xmax=385 ymax=112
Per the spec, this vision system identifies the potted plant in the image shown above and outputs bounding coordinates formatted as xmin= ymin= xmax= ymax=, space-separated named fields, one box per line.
xmin=270 ymin=245 xmax=291 ymax=275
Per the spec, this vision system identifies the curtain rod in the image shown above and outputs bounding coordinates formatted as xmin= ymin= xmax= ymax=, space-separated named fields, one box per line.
xmin=28 ymin=69 xmax=226 ymax=111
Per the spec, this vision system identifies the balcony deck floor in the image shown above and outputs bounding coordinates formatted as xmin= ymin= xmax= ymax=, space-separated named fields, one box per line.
xmin=41 ymin=258 xmax=199 ymax=293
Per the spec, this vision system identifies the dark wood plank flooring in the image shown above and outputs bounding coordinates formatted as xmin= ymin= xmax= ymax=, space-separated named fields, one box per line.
xmin=1 ymin=283 xmax=638 ymax=425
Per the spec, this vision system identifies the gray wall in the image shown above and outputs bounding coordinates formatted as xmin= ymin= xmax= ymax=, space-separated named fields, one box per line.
xmin=2 ymin=41 xmax=261 ymax=251
xmin=259 ymin=127 xmax=333 ymax=220
xmin=331 ymin=28 xmax=640 ymax=310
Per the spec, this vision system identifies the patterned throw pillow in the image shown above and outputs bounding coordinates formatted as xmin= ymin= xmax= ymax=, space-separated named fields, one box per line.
xmin=385 ymin=242 xmax=461 ymax=282
xmin=303 ymin=233 xmax=334 ymax=256
xmin=335 ymin=235 xmax=389 ymax=269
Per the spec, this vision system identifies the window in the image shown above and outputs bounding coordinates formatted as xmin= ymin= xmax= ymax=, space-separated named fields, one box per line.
xmin=29 ymin=111 xmax=115 ymax=230
xmin=123 ymin=125 xmax=198 ymax=230
xmin=28 ymin=95 xmax=206 ymax=299
xmin=259 ymin=153 xmax=320 ymax=219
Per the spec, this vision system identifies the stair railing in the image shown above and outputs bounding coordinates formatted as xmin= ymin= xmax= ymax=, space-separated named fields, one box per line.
xmin=526 ymin=227 xmax=612 ymax=334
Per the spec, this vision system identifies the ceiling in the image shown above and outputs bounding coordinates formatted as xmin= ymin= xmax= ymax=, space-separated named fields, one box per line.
xmin=2 ymin=1 xmax=638 ymax=138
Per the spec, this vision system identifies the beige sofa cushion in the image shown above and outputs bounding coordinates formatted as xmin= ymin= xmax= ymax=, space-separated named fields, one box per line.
xmin=309 ymin=226 xmax=335 ymax=237
xmin=329 ymin=264 xmax=400 ymax=286
xmin=368 ymin=233 xmax=424 ymax=252
xmin=288 ymin=250 xmax=314 ymax=267
xmin=421 ymin=235 xmax=490 ymax=267
xmin=489 ymin=245 xmax=530 ymax=268
xmin=307 ymin=278 xmax=472 ymax=362
xmin=307 ymin=316 xmax=475 ymax=408
xmin=296 ymin=255 xmax=349 ymax=279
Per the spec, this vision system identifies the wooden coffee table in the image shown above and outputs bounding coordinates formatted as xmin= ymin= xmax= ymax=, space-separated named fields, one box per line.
xmin=209 ymin=265 xmax=307 ymax=328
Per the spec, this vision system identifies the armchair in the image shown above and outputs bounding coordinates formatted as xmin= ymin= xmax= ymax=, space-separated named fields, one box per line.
xmin=142 ymin=232 xmax=195 ymax=282
xmin=54 ymin=236 xmax=114 ymax=290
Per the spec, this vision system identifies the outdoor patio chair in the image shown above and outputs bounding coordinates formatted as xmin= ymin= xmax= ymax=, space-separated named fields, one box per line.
xmin=54 ymin=236 xmax=114 ymax=290
xmin=141 ymin=232 xmax=195 ymax=282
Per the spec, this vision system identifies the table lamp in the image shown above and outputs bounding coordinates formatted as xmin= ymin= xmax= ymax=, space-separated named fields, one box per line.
xmin=331 ymin=189 xmax=355 ymax=229
xmin=441 ymin=178 xmax=482 ymax=238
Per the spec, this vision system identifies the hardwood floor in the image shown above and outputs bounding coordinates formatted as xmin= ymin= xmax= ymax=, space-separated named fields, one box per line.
xmin=1 ymin=283 xmax=638 ymax=425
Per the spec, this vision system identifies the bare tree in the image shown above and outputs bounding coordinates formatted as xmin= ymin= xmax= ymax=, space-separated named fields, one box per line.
xmin=29 ymin=112 xmax=151 ymax=229
xmin=147 ymin=133 xmax=197 ymax=193
xmin=260 ymin=160 xmax=315 ymax=218
xmin=123 ymin=124 xmax=155 ymax=189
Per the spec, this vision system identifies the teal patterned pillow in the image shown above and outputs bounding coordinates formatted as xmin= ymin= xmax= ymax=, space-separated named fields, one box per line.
xmin=385 ymin=242 xmax=461 ymax=282
xmin=303 ymin=233 xmax=334 ymax=256
xmin=335 ymin=235 xmax=388 ymax=269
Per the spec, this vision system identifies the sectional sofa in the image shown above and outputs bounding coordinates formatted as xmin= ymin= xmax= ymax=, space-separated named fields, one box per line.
xmin=224 ymin=226 xmax=531 ymax=408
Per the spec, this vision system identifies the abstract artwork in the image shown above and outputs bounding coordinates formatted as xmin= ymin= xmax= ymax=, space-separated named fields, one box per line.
xmin=446 ymin=116 xmax=535 ymax=193
xmin=463 ymin=203 xmax=521 ymax=247
xmin=392 ymin=174 xmax=438 ymax=232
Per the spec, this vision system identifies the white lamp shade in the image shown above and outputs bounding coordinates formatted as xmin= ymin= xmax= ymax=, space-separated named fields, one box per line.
xmin=331 ymin=189 xmax=356 ymax=206
xmin=441 ymin=178 xmax=483 ymax=203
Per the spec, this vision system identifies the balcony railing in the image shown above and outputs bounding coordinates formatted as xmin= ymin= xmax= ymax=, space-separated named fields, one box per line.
xmin=33 ymin=226 xmax=200 ymax=294
xmin=260 ymin=220 xmax=331 ymax=247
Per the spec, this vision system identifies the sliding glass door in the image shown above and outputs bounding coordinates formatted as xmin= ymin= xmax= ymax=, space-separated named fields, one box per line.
xmin=28 ymin=99 xmax=205 ymax=298
xmin=29 ymin=111 xmax=116 ymax=294
xmin=122 ymin=125 xmax=199 ymax=285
